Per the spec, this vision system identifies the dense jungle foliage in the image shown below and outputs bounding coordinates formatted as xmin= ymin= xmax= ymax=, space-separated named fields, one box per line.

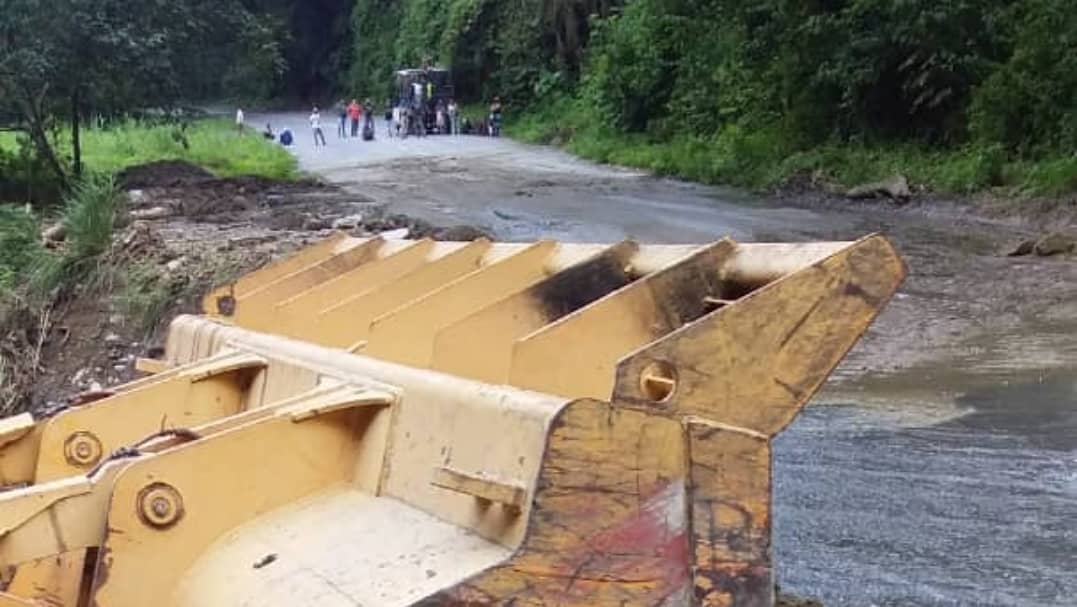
xmin=349 ymin=0 xmax=1077 ymax=194
xmin=3 ymin=0 xmax=1077 ymax=198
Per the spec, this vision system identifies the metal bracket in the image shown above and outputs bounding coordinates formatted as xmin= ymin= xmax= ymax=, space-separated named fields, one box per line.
xmin=277 ymin=389 xmax=395 ymax=422
xmin=432 ymin=466 xmax=526 ymax=510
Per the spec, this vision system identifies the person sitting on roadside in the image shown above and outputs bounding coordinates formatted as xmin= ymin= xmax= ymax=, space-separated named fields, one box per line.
xmin=279 ymin=128 xmax=294 ymax=147
xmin=262 ymin=123 xmax=275 ymax=140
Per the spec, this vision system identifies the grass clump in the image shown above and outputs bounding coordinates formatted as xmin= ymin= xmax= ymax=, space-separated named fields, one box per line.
xmin=25 ymin=173 xmax=127 ymax=295
xmin=0 ymin=206 xmax=44 ymax=290
xmin=118 ymin=262 xmax=175 ymax=335
xmin=63 ymin=174 xmax=125 ymax=260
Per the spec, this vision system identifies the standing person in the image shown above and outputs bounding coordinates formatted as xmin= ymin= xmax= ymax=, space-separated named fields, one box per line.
xmin=391 ymin=103 xmax=402 ymax=138
xmin=435 ymin=100 xmax=447 ymax=135
xmin=447 ymin=99 xmax=460 ymax=135
xmin=488 ymin=96 xmax=503 ymax=137
xmin=362 ymin=98 xmax=376 ymax=141
xmin=310 ymin=107 xmax=327 ymax=147
xmin=235 ymin=108 xmax=245 ymax=134
xmin=348 ymin=99 xmax=361 ymax=137
xmin=336 ymin=100 xmax=348 ymax=138
xmin=412 ymin=80 xmax=424 ymax=108
xmin=383 ymin=100 xmax=394 ymax=138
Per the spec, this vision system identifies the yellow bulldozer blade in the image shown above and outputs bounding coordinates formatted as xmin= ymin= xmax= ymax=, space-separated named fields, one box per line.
xmin=0 ymin=234 xmax=906 ymax=606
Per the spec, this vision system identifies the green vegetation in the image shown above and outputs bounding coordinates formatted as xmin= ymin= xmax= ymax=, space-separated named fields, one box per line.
xmin=0 ymin=206 xmax=43 ymax=290
xmin=510 ymin=97 xmax=1077 ymax=196
xmin=79 ymin=121 xmax=298 ymax=181
xmin=61 ymin=174 xmax=124 ymax=262
xmin=0 ymin=175 xmax=147 ymax=411
xmin=0 ymin=120 xmax=298 ymax=206
xmin=10 ymin=174 xmax=126 ymax=297
xmin=118 ymin=262 xmax=178 ymax=336
xmin=1 ymin=0 xmax=292 ymax=190
xmin=350 ymin=0 xmax=613 ymax=103
xmin=348 ymin=0 xmax=1077 ymax=198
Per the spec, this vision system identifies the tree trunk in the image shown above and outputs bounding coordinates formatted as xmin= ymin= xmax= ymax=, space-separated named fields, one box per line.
xmin=71 ymin=88 xmax=82 ymax=178
xmin=23 ymin=115 xmax=67 ymax=189
xmin=16 ymin=86 xmax=68 ymax=189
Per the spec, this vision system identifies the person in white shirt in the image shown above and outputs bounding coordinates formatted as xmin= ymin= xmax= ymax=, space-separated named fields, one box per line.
xmin=235 ymin=108 xmax=245 ymax=134
xmin=447 ymin=99 xmax=459 ymax=135
xmin=310 ymin=107 xmax=327 ymax=147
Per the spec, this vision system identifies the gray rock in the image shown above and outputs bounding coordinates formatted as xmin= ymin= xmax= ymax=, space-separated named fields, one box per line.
xmin=42 ymin=222 xmax=66 ymax=243
xmin=127 ymin=189 xmax=147 ymax=205
xmin=332 ymin=214 xmax=364 ymax=230
xmin=433 ymin=225 xmax=493 ymax=242
xmin=303 ymin=216 xmax=332 ymax=231
xmin=104 ymin=333 xmax=122 ymax=345
xmin=71 ymin=368 xmax=89 ymax=386
xmin=1006 ymin=239 xmax=1036 ymax=257
xmin=378 ymin=227 xmax=410 ymax=240
xmin=846 ymin=175 xmax=911 ymax=201
xmin=130 ymin=206 xmax=173 ymax=220
xmin=1033 ymin=232 xmax=1075 ymax=256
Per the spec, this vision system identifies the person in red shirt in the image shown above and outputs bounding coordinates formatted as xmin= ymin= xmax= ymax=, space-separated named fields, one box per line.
xmin=347 ymin=99 xmax=362 ymax=137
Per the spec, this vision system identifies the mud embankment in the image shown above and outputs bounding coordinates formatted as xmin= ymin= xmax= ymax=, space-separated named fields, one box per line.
xmin=25 ymin=160 xmax=491 ymax=412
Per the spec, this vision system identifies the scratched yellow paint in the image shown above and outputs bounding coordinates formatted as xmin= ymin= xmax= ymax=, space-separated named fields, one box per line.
xmin=0 ymin=234 xmax=906 ymax=606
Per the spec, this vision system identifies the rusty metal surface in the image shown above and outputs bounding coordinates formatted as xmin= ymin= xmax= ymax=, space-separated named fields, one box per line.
xmin=0 ymin=234 xmax=905 ymax=606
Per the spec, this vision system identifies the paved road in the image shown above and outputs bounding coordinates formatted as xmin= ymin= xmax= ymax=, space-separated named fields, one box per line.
xmin=260 ymin=112 xmax=1077 ymax=606
xmin=261 ymin=112 xmax=860 ymax=243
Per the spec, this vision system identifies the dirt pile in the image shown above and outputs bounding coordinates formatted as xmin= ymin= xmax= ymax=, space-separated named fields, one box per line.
xmin=25 ymin=221 xmax=275 ymax=414
xmin=117 ymin=160 xmax=215 ymax=188
xmin=14 ymin=161 xmax=490 ymax=412
xmin=118 ymin=160 xmax=494 ymax=243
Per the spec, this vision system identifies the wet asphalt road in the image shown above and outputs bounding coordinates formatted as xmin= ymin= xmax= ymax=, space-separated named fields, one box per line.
xmin=260 ymin=113 xmax=1077 ymax=606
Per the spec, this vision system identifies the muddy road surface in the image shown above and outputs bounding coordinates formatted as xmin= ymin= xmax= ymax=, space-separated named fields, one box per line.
xmin=261 ymin=112 xmax=1077 ymax=606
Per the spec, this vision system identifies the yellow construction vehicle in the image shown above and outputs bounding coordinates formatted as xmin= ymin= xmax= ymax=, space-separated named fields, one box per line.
xmin=0 ymin=233 xmax=905 ymax=606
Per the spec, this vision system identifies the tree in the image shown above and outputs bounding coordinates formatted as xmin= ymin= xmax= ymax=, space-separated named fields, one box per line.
xmin=0 ymin=0 xmax=284 ymax=188
xmin=0 ymin=0 xmax=70 ymax=184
